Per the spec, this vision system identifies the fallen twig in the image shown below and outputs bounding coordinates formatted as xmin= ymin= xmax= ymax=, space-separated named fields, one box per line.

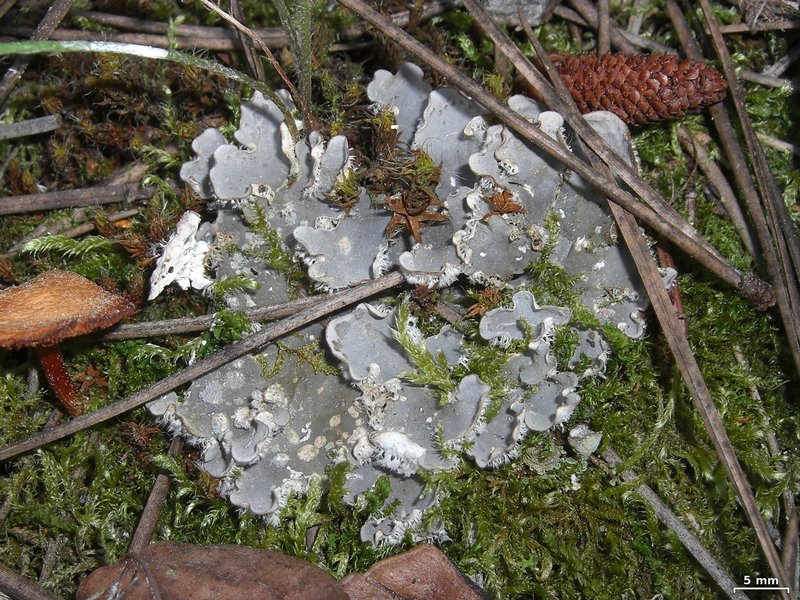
xmin=98 ymin=293 xmax=338 ymax=341
xmin=128 ymin=437 xmax=183 ymax=553
xmin=718 ymin=19 xmax=800 ymax=33
xmin=0 ymin=271 xmax=406 ymax=464
xmin=738 ymin=69 xmax=797 ymax=90
xmin=666 ymin=0 xmax=800 ymax=378
xmin=227 ymin=0 xmax=265 ymax=82
xmin=677 ymin=127 xmax=757 ymax=257
xmin=0 ymin=115 xmax=61 ymax=141
xmin=198 ymin=0 xmax=315 ymax=131
xmin=757 ymin=133 xmax=800 ymax=156
xmin=764 ymin=45 xmax=800 ymax=77
xmin=0 ymin=3 xmax=455 ymax=52
xmin=562 ymin=0 xmax=637 ymax=53
xmin=732 ymin=345 xmax=799 ymax=591
xmin=0 ymin=184 xmax=152 ymax=216
xmin=57 ymin=209 xmax=140 ymax=241
xmin=0 ymin=561 xmax=61 ymax=600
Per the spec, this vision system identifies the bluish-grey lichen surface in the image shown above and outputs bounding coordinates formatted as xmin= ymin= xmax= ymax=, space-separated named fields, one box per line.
xmin=150 ymin=64 xmax=650 ymax=544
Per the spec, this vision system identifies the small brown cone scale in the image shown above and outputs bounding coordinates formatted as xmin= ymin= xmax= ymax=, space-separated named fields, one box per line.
xmin=545 ymin=52 xmax=728 ymax=126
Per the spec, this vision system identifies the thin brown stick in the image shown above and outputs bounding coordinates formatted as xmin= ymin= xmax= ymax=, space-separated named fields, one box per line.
xmin=515 ymin=9 xmax=790 ymax=594
xmin=0 ymin=25 xmax=357 ymax=53
xmin=559 ymin=7 xmax=674 ymax=55
xmin=336 ymin=0 xmax=774 ymax=309
xmin=738 ymin=69 xmax=797 ymax=90
xmin=128 ymin=437 xmax=183 ymax=553
xmin=719 ymin=20 xmax=800 ymax=33
xmin=626 ymin=0 xmax=648 ymax=35
xmin=655 ymin=245 xmax=688 ymax=337
xmin=677 ymin=127 xmax=757 ymax=257
xmin=783 ymin=507 xmax=799 ymax=594
xmin=0 ymin=115 xmax=61 ymax=141
xmin=0 ymin=561 xmax=61 ymax=600
xmin=697 ymin=0 xmax=800 ymax=378
xmin=228 ymin=0 xmax=265 ymax=81
xmin=98 ymin=292 xmax=338 ymax=341
xmin=0 ymin=0 xmax=15 ymax=21
xmin=565 ymin=0 xmax=637 ymax=53
xmin=597 ymin=0 xmax=611 ymax=55
xmin=757 ymin=133 xmax=800 ymax=155
xmin=611 ymin=197 xmax=791 ymax=595
xmin=732 ymin=345 xmax=799 ymax=591
xmin=0 ymin=0 xmax=76 ymax=107
xmin=764 ymin=45 xmax=800 ymax=77
xmin=602 ymin=448 xmax=750 ymax=600
xmin=0 ymin=25 xmax=270 ymax=50
xmin=0 ymin=184 xmax=152 ymax=216
xmin=0 ymin=271 xmax=406 ymax=464
xmin=666 ymin=1 xmax=800 ymax=380
xmin=9 ymin=2 xmax=453 ymax=52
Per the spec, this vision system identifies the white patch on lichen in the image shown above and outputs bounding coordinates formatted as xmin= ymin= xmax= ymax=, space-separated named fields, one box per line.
xmin=297 ymin=444 xmax=319 ymax=461
xmin=371 ymin=242 xmax=392 ymax=278
xmin=351 ymin=434 xmax=375 ymax=464
xmin=232 ymin=407 xmax=252 ymax=429
xmin=463 ymin=115 xmax=486 ymax=137
xmin=338 ymin=236 xmax=352 ymax=254
xmin=369 ymin=431 xmax=426 ymax=477
xmin=280 ymin=121 xmax=299 ymax=181
xmin=356 ymin=366 xmax=402 ymax=429
xmin=148 ymin=211 xmax=213 ymax=300
xmin=198 ymin=379 xmax=224 ymax=405
xmin=210 ymin=413 xmax=229 ymax=437
xmin=299 ymin=421 xmax=313 ymax=443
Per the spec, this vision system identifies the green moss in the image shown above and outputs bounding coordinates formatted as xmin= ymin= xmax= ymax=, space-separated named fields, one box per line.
xmin=394 ymin=297 xmax=455 ymax=405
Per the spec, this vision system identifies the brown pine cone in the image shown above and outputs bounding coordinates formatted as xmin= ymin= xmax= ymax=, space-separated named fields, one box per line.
xmin=548 ymin=52 xmax=728 ymax=126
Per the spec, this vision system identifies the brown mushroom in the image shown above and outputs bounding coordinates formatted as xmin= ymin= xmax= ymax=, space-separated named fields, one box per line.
xmin=0 ymin=270 xmax=136 ymax=415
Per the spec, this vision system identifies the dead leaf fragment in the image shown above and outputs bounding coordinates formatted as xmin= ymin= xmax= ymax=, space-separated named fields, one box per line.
xmin=341 ymin=544 xmax=489 ymax=600
xmin=76 ymin=541 xmax=347 ymax=600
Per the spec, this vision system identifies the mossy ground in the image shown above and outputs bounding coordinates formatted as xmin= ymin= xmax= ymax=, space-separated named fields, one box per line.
xmin=1 ymin=1 xmax=798 ymax=598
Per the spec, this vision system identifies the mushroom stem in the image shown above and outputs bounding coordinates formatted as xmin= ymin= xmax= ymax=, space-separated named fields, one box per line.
xmin=35 ymin=345 xmax=83 ymax=416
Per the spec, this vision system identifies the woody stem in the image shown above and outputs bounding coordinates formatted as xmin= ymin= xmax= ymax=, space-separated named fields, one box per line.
xmin=36 ymin=345 xmax=82 ymax=416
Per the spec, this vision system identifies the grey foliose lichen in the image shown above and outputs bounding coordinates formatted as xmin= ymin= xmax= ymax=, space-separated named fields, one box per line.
xmin=151 ymin=63 xmax=652 ymax=545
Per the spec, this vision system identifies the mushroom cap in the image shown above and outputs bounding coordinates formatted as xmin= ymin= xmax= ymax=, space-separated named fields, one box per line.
xmin=0 ymin=270 xmax=136 ymax=349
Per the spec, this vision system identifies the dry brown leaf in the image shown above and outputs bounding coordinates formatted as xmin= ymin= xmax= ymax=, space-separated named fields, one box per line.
xmin=341 ymin=544 xmax=489 ymax=600
xmin=76 ymin=541 xmax=347 ymax=600
xmin=77 ymin=543 xmax=489 ymax=600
